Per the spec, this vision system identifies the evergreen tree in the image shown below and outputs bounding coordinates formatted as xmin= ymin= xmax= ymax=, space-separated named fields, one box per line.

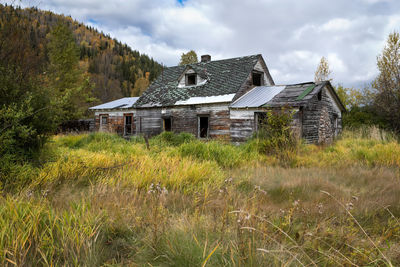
xmin=47 ymin=23 xmax=95 ymax=121
xmin=0 ymin=10 xmax=55 ymax=166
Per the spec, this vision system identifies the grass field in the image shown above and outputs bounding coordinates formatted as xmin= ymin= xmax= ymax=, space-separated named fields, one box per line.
xmin=1 ymin=127 xmax=399 ymax=266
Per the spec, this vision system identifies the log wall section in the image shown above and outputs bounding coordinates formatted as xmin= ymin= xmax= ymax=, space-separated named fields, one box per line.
xmin=302 ymin=85 xmax=342 ymax=144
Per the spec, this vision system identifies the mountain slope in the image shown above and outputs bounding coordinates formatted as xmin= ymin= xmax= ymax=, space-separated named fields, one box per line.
xmin=0 ymin=4 xmax=162 ymax=102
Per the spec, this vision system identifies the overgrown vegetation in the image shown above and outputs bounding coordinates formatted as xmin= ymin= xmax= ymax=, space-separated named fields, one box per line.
xmin=1 ymin=129 xmax=399 ymax=266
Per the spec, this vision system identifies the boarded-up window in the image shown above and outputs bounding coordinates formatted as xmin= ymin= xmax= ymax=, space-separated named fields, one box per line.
xmin=198 ymin=116 xmax=209 ymax=138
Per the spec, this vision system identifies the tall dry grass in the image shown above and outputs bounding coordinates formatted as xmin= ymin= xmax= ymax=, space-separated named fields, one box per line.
xmin=0 ymin=129 xmax=399 ymax=266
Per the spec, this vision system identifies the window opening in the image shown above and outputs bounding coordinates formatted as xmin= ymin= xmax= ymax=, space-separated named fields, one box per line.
xmin=163 ymin=117 xmax=172 ymax=132
xmin=198 ymin=116 xmax=209 ymax=138
xmin=252 ymin=71 xmax=263 ymax=86
xmin=101 ymin=115 xmax=108 ymax=125
xmin=255 ymin=112 xmax=268 ymax=132
xmin=186 ymin=74 xmax=197 ymax=86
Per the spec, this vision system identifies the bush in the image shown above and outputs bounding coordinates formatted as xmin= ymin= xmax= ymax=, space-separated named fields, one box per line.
xmin=255 ymin=109 xmax=298 ymax=155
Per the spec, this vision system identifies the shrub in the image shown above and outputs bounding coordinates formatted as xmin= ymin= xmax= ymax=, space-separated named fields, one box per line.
xmin=254 ymin=109 xmax=298 ymax=156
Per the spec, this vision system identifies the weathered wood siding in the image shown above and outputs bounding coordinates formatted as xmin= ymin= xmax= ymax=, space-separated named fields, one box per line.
xmin=230 ymin=109 xmax=255 ymax=143
xmin=94 ymin=110 xmax=136 ymax=135
xmin=136 ymin=104 xmax=231 ymax=139
xmin=93 ymin=84 xmax=342 ymax=144
xmin=135 ymin=108 xmax=163 ymax=136
xmin=230 ymin=108 xmax=302 ymax=144
xmin=302 ymin=85 xmax=342 ymax=144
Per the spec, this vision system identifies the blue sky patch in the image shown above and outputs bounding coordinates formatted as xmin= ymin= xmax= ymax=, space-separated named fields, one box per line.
xmin=176 ymin=0 xmax=187 ymax=5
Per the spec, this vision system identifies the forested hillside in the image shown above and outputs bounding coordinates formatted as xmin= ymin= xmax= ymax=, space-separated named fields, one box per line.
xmin=0 ymin=4 xmax=162 ymax=102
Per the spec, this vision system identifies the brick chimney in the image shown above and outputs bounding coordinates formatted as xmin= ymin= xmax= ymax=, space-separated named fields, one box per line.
xmin=201 ymin=54 xmax=211 ymax=62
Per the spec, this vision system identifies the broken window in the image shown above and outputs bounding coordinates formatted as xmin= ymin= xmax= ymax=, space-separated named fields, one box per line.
xmin=186 ymin=73 xmax=197 ymax=86
xmin=252 ymin=71 xmax=263 ymax=86
xmin=198 ymin=116 xmax=209 ymax=138
xmin=124 ymin=115 xmax=132 ymax=135
xmin=163 ymin=117 xmax=172 ymax=132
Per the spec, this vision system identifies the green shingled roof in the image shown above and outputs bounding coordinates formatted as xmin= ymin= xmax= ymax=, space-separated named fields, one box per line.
xmin=296 ymin=84 xmax=316 ymax=100
xmin=134 ymin=54 xmax=263 ymax=107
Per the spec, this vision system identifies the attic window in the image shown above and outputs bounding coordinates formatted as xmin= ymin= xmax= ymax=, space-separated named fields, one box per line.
xmin=252 ymin=71 xmax=263 ymax=86
xmin=318 ymin=90 xmax=322 ymax=101
xmin=186 ymin=73 xmax=197 ymax=86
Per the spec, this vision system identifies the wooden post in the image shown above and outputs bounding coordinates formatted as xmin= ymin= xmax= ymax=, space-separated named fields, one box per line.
xmin=144 ymin=134 xmax=150 ymax=150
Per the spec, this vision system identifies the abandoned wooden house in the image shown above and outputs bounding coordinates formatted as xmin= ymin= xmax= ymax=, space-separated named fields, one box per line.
xmin=90 ymin=54 xmax=345 ymax=144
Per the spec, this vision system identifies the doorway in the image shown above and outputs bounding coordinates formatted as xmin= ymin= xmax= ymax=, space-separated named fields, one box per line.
xmin=198 ymin=116 xmax=209 ymax=138
xmin=163 ymin=117 xmax=172 ymax=131
xmin=124 ymin=115 xmax=132 ymax=135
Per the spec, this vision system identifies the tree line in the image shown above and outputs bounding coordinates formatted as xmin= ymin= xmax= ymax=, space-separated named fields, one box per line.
xmin=0 ymin=4 xmax=162 ymax=168
xmin=315 ymin=31 xmax=400 ymax=133
xmin=0 ymin=4 xmax=162 ymax=102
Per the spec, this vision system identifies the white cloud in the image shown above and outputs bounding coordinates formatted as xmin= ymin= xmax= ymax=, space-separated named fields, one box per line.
xmin=8 ymin=0 xmax=400 ymax=88
xmin=320 ymin=18 xmax=352 ymax=32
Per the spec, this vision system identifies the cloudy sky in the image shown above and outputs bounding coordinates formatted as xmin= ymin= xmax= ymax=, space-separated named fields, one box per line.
xmin=10 ymin=0 xmax=400 ymax=88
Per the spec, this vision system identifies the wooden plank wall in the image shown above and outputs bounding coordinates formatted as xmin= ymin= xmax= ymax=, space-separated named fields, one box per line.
xmin=302 ymin=85 xmax=342 ymax=144
xmin=135 ymin=104 xmax=231 ymax=140
xmin=94 ymin=110 xmax=136 ymax=135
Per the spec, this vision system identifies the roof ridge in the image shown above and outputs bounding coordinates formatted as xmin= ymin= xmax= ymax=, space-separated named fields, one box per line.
xmin=272 ymin=81 xmax=315 ymax=86
xmin=166 ymin=54 xmax=261 ymax=69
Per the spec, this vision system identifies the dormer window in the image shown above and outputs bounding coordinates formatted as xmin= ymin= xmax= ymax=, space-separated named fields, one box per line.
xmin=186 ymin=73 xmax=197 ymax=86
xmin=252 ymin=71 xmax=263 ymax=86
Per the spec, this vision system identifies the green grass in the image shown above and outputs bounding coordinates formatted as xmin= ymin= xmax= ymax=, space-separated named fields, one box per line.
xmin=1 ymin=127 xmax=400 ymax=266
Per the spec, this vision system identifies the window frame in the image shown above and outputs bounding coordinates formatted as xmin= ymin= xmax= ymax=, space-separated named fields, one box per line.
xmin=163 ymin=117 xmax=172 ymax=132
xmin=185 ymin=73 xmax=197 ymax=86
xmin=124 ymin=113 xmax=133 ymax=136
xmin=100 ymin=114 xmax=108 ymax=126
xmin=252 ymin=71 xmax=264 ymax=86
